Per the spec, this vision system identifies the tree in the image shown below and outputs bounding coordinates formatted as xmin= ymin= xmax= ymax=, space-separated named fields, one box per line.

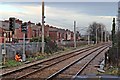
xmin=87 ymin=22 xmax=107 ymax=43
xmin=30 ymin=37 xmax=59 ymax=54
xmin=112 ymin=18 xmax=116 ymax=47
xmin=36 ymin=23 xmax=41 ymax=26
xmin=117 ymin=28 xmax=120 ymax=75
xmin=76 ymin=31 xmax=81 ymax=40
xmin=108 ymin=18 xmax=119 ymax=67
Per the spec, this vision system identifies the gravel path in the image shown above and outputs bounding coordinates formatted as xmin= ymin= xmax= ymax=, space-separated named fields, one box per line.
xmin=81 ymin=47 xmax=109 ymax=75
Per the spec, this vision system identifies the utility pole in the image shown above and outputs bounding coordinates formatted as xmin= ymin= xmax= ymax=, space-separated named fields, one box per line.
xmin=96 ymin=28 xmax=98 ymax=44
xmin=42 ymin=0 xmax=45 ymax=53
xmin=105 ymin=31 xmax=106 ymax=42
xmin=104 ymin=27 xmax=107 ymax=42
xmin=101 ymin=26 xmax=103 ymax=42
xmin=87 ymin=30 xmax=90 ymax=45
xmin=108 ymin=34 xmax=110 ymax=42
xmin=74 ymin=21 xmax=76 ymax=48
xmin=88 ymin=34 xmax=90 ymax=45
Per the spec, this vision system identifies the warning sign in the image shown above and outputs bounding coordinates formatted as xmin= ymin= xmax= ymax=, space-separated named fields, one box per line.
xmin=2 ymin=49 xmax=6 ymax=54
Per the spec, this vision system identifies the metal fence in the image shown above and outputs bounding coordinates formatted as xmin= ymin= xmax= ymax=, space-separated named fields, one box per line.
xmin=59 ymin=41 xmax=92 ymax=47
xmin=0 ymin=42 xmax=42 ymax=59
xmin=0 ymin=45 xmax=2 ymax=63
xmin=0 ymin=41 xmax=93 ymax=60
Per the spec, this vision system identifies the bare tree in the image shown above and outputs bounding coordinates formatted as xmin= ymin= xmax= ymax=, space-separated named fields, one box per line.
xmin=87 ymin=22 xmax=107 ymax=43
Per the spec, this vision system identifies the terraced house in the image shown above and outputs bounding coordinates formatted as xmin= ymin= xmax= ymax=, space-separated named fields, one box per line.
xmin=0 ymin=17 xmax=80 ymax=44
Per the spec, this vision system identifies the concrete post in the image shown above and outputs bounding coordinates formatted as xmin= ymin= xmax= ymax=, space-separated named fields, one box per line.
xmin=96 ymin=28 xmax=98 ymax=44
xmin=22 ymin=33 xmax=26 ymax=61
xmin=42 ymin=0 xmax=45 ymax=54
xmin=74 ymin=21 xmax=76 ymax=48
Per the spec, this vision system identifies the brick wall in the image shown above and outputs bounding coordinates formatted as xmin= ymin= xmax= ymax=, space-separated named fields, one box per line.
xmin=0 ymin=37 xmax=4 ymax=43
xmin=49 ymin=31 xmax=57 ymax=41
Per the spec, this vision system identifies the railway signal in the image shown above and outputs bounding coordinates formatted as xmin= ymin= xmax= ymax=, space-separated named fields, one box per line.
xmin=21 ymin=22 xmax=27 ymax=33
xmin=9 ymin=17 xmax=15 ymax=34
xmin=21 ymin=22 xmax=27 ymax=61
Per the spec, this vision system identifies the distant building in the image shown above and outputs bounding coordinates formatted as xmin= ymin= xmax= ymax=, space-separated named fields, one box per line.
xmin=0 ymin=17 xmax=80 ymax=44
xmin=0 ymin=20 xmax=11 ymax=43
xmin=0 ymin=27 xmax=4 ymax=43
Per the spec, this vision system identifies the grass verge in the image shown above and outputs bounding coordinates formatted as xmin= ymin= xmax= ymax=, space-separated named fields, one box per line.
xmin=104 ymin=67 xmax=120 ymax=76
xmin=4 ymin=60 xmax=23 ymax=68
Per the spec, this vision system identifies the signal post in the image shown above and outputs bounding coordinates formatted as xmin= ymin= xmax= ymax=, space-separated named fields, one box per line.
xmin=21 ymin=22 xmax=27 ymax=62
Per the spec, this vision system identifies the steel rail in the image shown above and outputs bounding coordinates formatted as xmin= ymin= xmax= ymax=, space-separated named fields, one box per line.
xmin=1 ymin=45 xmax=95 ymax=77
xmin=46 ymin=45 xmax=109 ymax=80
xmin=15 ymin=44 xmax=103 ymax=80
xmin=2 ymin=43 xmax=109 ymax=80
xmin=72 ymin=47 xmax=109 ymax=80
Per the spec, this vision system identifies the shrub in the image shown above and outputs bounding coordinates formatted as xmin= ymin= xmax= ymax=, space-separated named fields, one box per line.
xmin=30 ymin=37 xmax=59 ymax=54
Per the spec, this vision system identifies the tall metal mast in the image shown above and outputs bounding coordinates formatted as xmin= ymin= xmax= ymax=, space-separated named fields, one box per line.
xmin=42 ymin=0 xmax=45 ymax=53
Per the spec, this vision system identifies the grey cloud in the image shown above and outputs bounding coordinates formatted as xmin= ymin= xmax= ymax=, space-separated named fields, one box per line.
xmin=1 ymin=0 xmax=119 ymax=2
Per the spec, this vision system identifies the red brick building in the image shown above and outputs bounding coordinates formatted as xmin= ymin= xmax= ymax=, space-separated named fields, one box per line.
xmin=45 ymin=25 xmax=49 ymax=37
xmin=49 ymin=26 xmax=58 ymax=42
xmin=0 ymin=27 xmax=4 ymax=43
xmin=0 ymin=18 xmax=80 ymax=43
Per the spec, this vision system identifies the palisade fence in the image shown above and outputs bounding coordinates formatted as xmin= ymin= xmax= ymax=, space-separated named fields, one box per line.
xmin=0 ymin=42 xmax=42 ymax=59
xmin=0 ymin=45 xmax=2 ymax=63
xmin=0 ymin=41 xmax=91 ymax=60
xmin=59 ymin=41 xmax=92 ymax=47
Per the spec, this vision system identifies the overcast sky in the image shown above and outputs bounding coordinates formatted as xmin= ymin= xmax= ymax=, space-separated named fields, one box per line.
xmin=0 ymin=1 xmax=118 ymax=34
xmin=0 ymin=0 xmax=120 ymax=2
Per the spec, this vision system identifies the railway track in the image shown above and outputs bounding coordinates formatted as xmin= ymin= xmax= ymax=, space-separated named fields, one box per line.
xmin=1 ymin=43 xmax=110 ymax=80
xmin=46 ymin=45 xmax=109 ymax=80
xmin=1 ymin=44 xmax=97 ymax=79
